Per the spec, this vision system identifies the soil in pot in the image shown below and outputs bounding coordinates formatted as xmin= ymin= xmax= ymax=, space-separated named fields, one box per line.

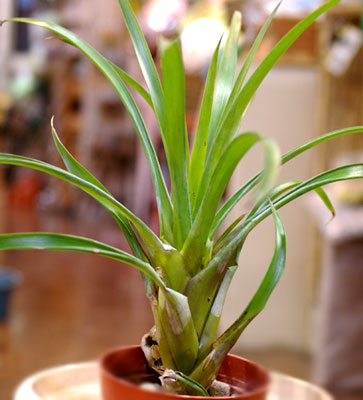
xmin=100 ymin=345 xmax=270 ymax=399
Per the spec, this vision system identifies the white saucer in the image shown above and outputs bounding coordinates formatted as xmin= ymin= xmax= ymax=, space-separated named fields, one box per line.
xmin=14 ymin=362 xmax=332 ymax=400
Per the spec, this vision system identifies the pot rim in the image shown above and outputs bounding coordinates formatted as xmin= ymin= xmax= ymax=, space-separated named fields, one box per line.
xmin=100 ymin=345 xmax=271 ymax=399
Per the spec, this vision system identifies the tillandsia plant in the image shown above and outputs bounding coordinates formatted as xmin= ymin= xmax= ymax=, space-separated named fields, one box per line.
xmin=1 ymin=0 xmax=363 ymax=396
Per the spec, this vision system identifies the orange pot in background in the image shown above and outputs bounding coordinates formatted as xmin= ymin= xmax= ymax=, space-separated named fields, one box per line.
xmin=100 ymin=345 xmax=270 ymax=400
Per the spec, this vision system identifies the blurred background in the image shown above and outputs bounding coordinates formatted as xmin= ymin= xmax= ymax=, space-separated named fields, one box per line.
xmin=0 ymin=0 xmax=362 ymax=399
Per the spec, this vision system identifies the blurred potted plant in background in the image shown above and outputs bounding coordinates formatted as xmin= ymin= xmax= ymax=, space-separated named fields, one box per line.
xmin=1 ymin=0 xmax=363 ymax=398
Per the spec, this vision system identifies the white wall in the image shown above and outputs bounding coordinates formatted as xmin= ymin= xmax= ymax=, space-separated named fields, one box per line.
xmin=219 ymin=65 xmax=318 ymax=351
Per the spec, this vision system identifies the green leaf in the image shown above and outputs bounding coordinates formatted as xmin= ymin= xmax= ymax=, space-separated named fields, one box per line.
xmin=183 ymin=132 xmax=261 ymax=274
xmin=228 ymin=0 xmax=340 ymax=140
xmin=0 ymin=153 xmax=167 ymax=266
xmin=194 ymin=165 xmax=363 ymax=351
xmin=281 ymin=127 xmax=363 ymax=164
xmin=210 ymin=175 xmax=259 ymax=238
xmin=246 ymin=180 xmax=302 ymax=223
xmin=118 ymin=0 xmax=166 ymax=134
xmin=184 ymin=261 xmax=227 ymax=338
xmin=0 ymin=152 xmax=191 ymax=292
xmin=270 ymin=165 xmax=363 ymax=217
xmin=224 ymin=203 xmax=286 ymax=334
xmin=211 ymin=164 xmax=363 ymax=278
xmin=197 ymin=265 xmax=237 ymax=363
xmin=314 ymin=187 xmax=335 ymax=217
xmin=184 ymin=242 xmax=242 ymax=344
xmin=154 ymin=244 xmax=190 ymax=292
xmin=107 ymin=60 xmax=153 ymax=108
xmin=184 ymin=132 xmax=279 ymax=275
xmin=153 ymin=312 xmax=178 ymax=371
xmin=51 ymin=118 xmax=154 ymax=293
xmin=221 ymin=181 xmax=334 ymax=263
xmin=161 ymin=371 xmax=210 ymax=397
xmin=0 ymin=233 xmax=166 ymax=289
xmin=268 ymin=180 xmax=302 ymax=199
xmin=212 ymin=126 xmax=363 ymax=235
xmin=221 ymin=2 xmax=281 ymax=118
xmin=254 ymin=138 xmax=281 ymax=202
xmin=252 ymin=180 xmax=335 ymax=219
xmin=1 ymin=17 xmax=173 ymax=243
xmin=51 ymin=118 xmax=109 ymax=192
xmin=200 ymin=0 xmax=341 ymax=214
xmin=160 ymin=38 xmax=191 ymax=249
xmin=158 ymin=289 xmax=199 ymax=374
xmin=207 ymin=11 xmax=242 ymax=149
xmin=191 ymin=14 xmax=241 ymax=217
xmin=213 ymin=214 xmax=245 ymax=252
xmin=191 ymin=204 xmax=286 ymax=387
xmin=189 ymin=42 xmax=221 ymax=213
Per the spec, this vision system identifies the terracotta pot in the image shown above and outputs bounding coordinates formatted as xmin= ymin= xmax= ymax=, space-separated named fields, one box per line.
xmin=100 ymin=345 xmax=270 ymax=399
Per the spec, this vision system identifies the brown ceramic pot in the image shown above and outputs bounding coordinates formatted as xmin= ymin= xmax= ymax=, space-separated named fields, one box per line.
xmin=100 ymin=345 xmax=270 ymax=400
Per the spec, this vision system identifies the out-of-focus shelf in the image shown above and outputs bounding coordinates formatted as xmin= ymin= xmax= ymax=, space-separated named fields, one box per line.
xmin=326 ymin=3 xmax=362 ymax=18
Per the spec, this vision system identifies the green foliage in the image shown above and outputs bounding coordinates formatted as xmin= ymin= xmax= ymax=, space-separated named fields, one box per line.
xmin=1 ymin=0 xmax=362 ymax=394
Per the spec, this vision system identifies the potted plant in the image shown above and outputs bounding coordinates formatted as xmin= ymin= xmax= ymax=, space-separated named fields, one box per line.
xmin=0 ymin=0 xmax=362 ymax=398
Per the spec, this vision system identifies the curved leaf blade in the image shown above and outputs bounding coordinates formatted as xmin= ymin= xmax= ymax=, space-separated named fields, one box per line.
xmin=254 ymin=138 xmax=281 ymax=202
xmin=160 ymin=38 xmax=191 ymax=249
xmin=220 ymin=0 xmax=340 ymax=144
xmin=0 ymin=152 xmax=191 ymax=291
xmin=192 ymin=14 xmax=242 ymax=215
xmin=51 ymin=118 xmax=109 ymax=192
xmin=223 ymin=1 xmax=281 ymax=119
xmin=184 ymin=132 xmax=280 ymax=275
xmin=158 ymin=290 xmax=199 ymax=374
xmin=213 ymin=214 xmax=245 ymax=252
xmin=0 ymin=153 xmax=164 ymax=259
xmin=226 ymin=203 xmax=286 ymax=331
xmin=207 ymin=11 xmax=241 ymax=148
xmin=51 ymin=118 xmax=151 ymax=286
xmin=271 ymin=165 xmax=363 ymax=216
xmin=183 ymin=132 xmax=262 ymax=273
xmin=1 ymin=17 xmax=173 ymax=242
xmin=314 ymin=187 xmax=335 ymax=217
xmin=108 ymin=60 xmax=153 ymax=108
xmin=197 ymin=265 xmax=237 ymax=363
xmin=161 ymin=371 xmax=209 ymax=397
xmin=281 ymin=126 xmax=363 ymax=164
xmin=211 ymin=164 xmax=363 ymax=278
xmin=189 ymin=42 xmax=221 ymax=214
xmin=190 ymin=204 xmax=286 ymax=387
xmin=212 ymin=126 xmax=363 ymax=235
xmin=0 ymin=232 xmax=165 ymax=289
xmin=201 ymin=0 xmax=341 ymax=213
xmin=117 ymin=0 xmax=166 ymax=133
xmin=196 ymin=166 xmax=363 ymax=348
